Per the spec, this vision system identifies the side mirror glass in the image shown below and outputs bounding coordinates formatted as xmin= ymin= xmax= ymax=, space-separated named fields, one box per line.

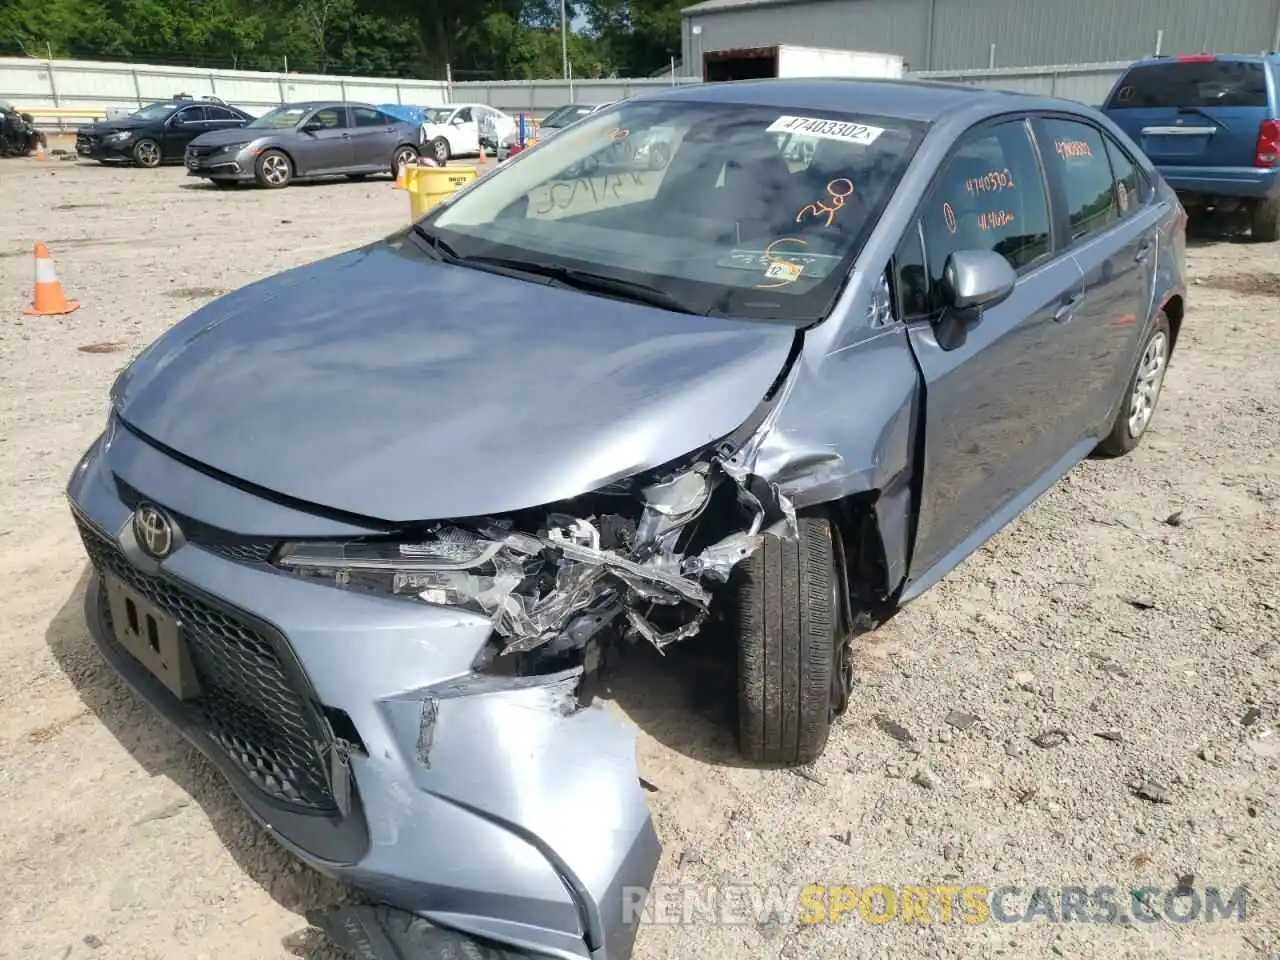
xmin=301 ymin=120 xmax=324 ymax=133
xmin=941 ymin=249 xmax=1016 ymax=311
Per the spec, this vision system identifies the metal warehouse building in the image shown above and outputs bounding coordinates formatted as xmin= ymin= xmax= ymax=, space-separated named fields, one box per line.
xmin=680 ymin=0 xmax=1280 ymax=74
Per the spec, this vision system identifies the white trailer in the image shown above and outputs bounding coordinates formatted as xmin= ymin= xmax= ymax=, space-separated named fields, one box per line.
xmin=701 ymin=44 xmax=904 ymax=82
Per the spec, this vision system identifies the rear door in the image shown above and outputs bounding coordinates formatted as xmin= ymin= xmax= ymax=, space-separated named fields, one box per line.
xmin=1104 ymin=57 xmax=1271 ymax=170
xmin=898 ymin=116 xmax=1087 ymax=591
xmin=349 ymin=106 xmax=398 ymax=169
xmin=1033 ymin=115 xmax=1160 ymax=440
xmin=205 ymin=104 xmax=248 ymax=133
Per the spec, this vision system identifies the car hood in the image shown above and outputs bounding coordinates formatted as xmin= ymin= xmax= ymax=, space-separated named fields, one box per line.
xmin=79 ymin=117 xmax=151 ymax=135
xmin=188 ymin=127 xmax=258 ymax=148
xmin=112 ymin=237 xmax=796 ymax=523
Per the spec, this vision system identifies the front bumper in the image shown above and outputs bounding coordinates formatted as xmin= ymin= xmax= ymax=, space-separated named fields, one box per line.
xmin=185 ymin=145 xmax=257 ymax=181
xmin=75 ymin=135 xmax=135 ymax=161
xmin=66 ymin=417 xmax=660 ymax=959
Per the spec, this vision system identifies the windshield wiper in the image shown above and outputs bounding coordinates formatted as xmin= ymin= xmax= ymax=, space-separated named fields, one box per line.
xmin=410 ymin=224 xmax=463 ymax=261
xmin=458 ymin=255 xmax=702 ymax=315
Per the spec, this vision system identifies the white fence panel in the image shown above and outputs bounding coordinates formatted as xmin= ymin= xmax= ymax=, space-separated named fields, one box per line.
xmin=912 ymin=61 xmax=1131 ymax=106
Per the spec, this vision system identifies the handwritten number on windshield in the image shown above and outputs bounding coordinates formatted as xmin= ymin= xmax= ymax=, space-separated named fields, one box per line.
xmin=796 ymin=178 xmax=854 ymax=228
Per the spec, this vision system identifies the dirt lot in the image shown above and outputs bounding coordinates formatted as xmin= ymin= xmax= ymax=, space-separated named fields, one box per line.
xmin=0 ymin=155 xmax=1277 ymax=960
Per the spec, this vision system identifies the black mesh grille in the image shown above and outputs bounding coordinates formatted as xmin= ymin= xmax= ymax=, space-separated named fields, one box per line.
xmin=113 ymin=477 xmax=278 ymax=566
xmin=75 ymin=514 xmax=337 ymax=813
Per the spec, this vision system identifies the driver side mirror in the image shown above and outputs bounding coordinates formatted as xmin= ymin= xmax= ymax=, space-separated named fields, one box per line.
xmin=934 ymin=249 xmax=1016 ymax=350
xmin=301 ymin=120 xmax=324 ymax=133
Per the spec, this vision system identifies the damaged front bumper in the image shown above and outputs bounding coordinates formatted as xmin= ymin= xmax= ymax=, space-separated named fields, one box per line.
xmin=66 ymin=419 xmax=794 ymax=959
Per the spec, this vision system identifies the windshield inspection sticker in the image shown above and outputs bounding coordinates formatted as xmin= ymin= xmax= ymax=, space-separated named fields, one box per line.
xmin=767 ymin=115 xmax=885 ymax=146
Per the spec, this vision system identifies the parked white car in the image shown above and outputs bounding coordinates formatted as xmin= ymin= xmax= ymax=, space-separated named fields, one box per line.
xmin=420 ymin=103 xmax=517 ymax=164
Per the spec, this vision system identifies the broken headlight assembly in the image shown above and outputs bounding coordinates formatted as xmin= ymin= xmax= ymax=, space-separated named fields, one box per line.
xmin=272 ymin=451 xmax=784 ymax=666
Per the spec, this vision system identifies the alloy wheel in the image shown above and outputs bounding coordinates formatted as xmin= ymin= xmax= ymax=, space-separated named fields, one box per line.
xmin=395 ymin=147 xmax=417 ymax=171
xmin=135 ymin=141 xmax=160 ymax=167
xmin=1128 ymin=330 xmax=1168 ymax=439
xmin=262 ymin=154 xmax=290 ymax=186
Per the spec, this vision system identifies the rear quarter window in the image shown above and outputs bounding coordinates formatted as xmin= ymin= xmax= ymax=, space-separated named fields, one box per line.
xmin=1108 ymin=60 xmax=1270 ymax=109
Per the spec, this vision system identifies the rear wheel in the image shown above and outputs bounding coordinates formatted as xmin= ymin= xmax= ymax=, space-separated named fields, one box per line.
xmin=1095 ymin=311 xmax=1171 ymax=457
xmin=255 ymin=149 xmax=292 ymax=189
xmin=131 ymin=138 xmax=161 ymax=168
xmin=733 ymin=514 xmax=852 ymax=765
xmin=392 ymin=145 xmax=419 ymax=178
xmin=1251 ymin=195 xmax=1280 ymax=242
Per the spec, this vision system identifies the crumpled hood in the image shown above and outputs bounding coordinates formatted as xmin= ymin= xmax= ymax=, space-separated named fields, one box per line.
xmin=113 ymin=237 xmax=796 ymax=523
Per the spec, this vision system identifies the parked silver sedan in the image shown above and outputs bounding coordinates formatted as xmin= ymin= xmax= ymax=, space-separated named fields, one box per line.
xmin=184 ymin=100 xmax=421 ymax=189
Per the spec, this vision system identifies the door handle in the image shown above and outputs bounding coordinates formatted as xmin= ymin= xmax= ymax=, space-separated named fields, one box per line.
xmin=1054 ymin=292 xmax=1083 ymax=323
xmin=341 ymin=133 xmax=350 ymax=140
xmin=1134 ymin=240 xmax=1153 ymax=262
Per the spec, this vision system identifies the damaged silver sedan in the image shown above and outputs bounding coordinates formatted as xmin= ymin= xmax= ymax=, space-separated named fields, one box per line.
xmin=66 ymin=78 xmax=1186 ymax=958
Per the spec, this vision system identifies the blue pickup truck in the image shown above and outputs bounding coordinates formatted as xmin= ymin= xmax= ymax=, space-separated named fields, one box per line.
xmin=1103 ymin=53 xmax=1280 ymax=240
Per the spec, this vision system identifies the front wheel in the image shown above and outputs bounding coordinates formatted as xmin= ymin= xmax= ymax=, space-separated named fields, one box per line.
xmin=430 ymin=137 xmax=451 ymax=165
xmin=132 ymin=138 xmax=161 ymax=168
xmin=255 ymin=149 xmax=293 ymax=189
xmin=733 ymin=515 xmax=852 ymax=765
xmin=1095 ymin=311 xmax=1171 ymax=457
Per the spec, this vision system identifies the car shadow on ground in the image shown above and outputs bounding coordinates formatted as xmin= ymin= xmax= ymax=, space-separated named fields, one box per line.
xmin=45 ymin=567 xmax=353 ymax=959
xmin=605 ymin=615 xmax=778 ymax=771
xmin=177 ymin=176 xmax=398 ymax=191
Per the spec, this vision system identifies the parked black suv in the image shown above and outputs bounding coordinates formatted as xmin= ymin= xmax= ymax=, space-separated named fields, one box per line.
xmin=76 ymin=95 xmax=255 ymax=168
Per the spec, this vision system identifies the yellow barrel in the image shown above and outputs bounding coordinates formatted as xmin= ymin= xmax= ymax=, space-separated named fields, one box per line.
xmin=406 ymin=165 xmax=479 ymax=218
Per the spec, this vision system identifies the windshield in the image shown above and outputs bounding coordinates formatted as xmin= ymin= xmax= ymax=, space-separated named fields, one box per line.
xmin=1107 ymin=60 xmax=1269 ymax=109
xmin=424 ymin=107 xmax=455 ymax=124
xmin=424 ymin=100 xmax=926 ymax=323
xmin=247 ymin=106 xmax=308 ymax=130
xmin=131 ymin=102 xmax=179 ymax=121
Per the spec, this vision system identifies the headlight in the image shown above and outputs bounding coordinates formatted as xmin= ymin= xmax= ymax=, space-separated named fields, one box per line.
xmin=274 ymin=531 xmax=512 ymax=606
xmin=219 ymin=142 xmax=248 ymax=153
xmin=105 ymin=131 xmax=133 ymax=142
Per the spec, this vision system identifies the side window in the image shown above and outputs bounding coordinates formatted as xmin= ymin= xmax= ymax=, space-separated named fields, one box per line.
xmin=1038 ymin=118 xmax=1116 ymax=242
xmin=312 ymin=106 xmax=348 ymax=129
xmin=353 ymin=107 xmax=386 ymax=127
xmin=920 ymin=119 xmax=1052 ymax=310
xmin=1103 ymin=134 xmax=1152 ymax=216
xmin=894 ymin=221 xmax=930 ymax=319
xmin=456 ymin=107 xmax=473 ymax=123
xmin=175 ymin=106 xmax=206 ymax=123
xmin=205 ymin=106 xmax=238 ymax=122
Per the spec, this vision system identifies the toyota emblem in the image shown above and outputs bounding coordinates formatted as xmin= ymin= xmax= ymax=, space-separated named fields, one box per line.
xmin=133 ymin=503 xmax=174 ymax=559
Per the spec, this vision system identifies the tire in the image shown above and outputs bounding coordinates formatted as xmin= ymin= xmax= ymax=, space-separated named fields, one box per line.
xmin=430 ymin=137 xmax=451 ymax=164
xmin=734 ymin=514 xmax=850 ymax=765
xmin=255 ymin=149 xmax=292 ymax=189
xmin=391 ymin=144 xmax=419 ymax=178
xmin=131 ymin=138 xmax=161 ymax=168
xmin=1251 ymin=195 xmax=1280 ymax=242
xmin=1095 ymin=311 xmax=1172 ymax=458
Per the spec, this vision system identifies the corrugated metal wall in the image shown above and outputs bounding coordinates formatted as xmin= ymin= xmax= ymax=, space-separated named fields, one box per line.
xmin=682 ymin=0 xmax=1280 ymax=74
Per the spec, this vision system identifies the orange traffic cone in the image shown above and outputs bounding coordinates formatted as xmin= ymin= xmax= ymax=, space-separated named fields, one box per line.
xmin=34 ymin=145 xmax=47 ymax=161
xmin=24 ymin=242 xmax=79 ymax=316
xmin=393 ymin=161 xmax=410 ymax=190
xmin=477 ymin=142 xmax=487 ymax=165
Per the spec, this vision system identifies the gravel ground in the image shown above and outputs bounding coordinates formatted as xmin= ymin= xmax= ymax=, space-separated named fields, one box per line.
xmin=0 ymin=155 xmax=1277 ymax=960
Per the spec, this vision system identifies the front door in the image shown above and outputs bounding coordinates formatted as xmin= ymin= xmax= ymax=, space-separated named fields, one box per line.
xmin=452 ymin=107 xmax=481 ymax=155
xmin=898 ymin=117 xmax=1087 ymax=596
xmin=1033 ymin=116 xmax=1161 ymax=439
xmin=295 ymin=105 xmax=354 ymax=175
xmin=162 ymin=105 xmax=212 ymax=160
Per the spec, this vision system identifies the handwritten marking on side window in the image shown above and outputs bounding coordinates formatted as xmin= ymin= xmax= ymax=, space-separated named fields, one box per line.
xmin=942 ymin=202 xmax=957 ymax=234
xmin=755 ymin=237 xmax=808 ymax=289
xmin=1055 ymin=139 xmax=1094 ymax=159
xmin=978 ymin=210 xmax=1015 ymax=231
xmin=796 ymin=178 xmax=855 ymax=228
xmin=1116 ymin=85 xmax=1135 ymax=103
xmin=965 ymin=168 xmax=1016 ymax=194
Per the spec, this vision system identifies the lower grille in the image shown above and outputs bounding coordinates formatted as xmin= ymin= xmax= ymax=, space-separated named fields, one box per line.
xmin=75 ymin=515 xmax=338 ymax=814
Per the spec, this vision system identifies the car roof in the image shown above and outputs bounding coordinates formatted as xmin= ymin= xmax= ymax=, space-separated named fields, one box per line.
xmin=275 ymin=100 xmax=379 ymax=111
xmin=635 ymin=77 xmax=1087 ymax=123
xmin=1125 ymin=52 xmax=1280 ymax=69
